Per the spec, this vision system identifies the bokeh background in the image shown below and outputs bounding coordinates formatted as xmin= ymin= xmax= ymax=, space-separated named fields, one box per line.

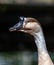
xmin=0 ymin=0 xmax=54 ymax=65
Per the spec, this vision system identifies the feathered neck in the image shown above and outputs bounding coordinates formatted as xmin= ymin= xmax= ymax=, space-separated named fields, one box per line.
xmin=34 ymin=28 xmax=48 ymax=53
xmin=34 ymin=27 xmax=53 ymax=65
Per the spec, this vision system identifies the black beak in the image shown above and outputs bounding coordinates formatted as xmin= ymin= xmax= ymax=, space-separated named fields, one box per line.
xmin=9 ymin=16 xmax=24 ymax=32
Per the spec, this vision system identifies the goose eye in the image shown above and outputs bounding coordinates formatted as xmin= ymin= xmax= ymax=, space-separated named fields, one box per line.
xmin=27 ymin=21 xmax=30 ymax=22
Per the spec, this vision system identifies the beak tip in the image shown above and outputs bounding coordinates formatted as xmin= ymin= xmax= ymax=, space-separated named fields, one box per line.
xmin=9 ymin=28 xmax=12 ymax=32
xmin=9 ymin=28 xmax=16 ymax=32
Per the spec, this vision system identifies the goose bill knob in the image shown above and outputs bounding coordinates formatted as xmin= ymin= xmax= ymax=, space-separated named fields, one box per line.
xmin=9 ymin=17 xmax=25 ymax=32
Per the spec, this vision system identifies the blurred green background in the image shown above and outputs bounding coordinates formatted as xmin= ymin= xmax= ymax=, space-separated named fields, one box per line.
xmin=0 ymin=52 xmax=54 ymax=65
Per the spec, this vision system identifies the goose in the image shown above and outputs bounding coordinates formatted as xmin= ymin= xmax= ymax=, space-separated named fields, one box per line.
xmin=9 ymin=16 xmax=54 ymax=65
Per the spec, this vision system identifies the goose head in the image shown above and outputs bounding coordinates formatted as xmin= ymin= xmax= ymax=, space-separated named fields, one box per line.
xmin=9 ymin=17 xmax=41 ymax=36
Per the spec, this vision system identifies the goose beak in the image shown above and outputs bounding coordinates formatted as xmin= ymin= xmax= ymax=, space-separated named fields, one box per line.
xmin=9 ymin=17 xmax=25 ymax=32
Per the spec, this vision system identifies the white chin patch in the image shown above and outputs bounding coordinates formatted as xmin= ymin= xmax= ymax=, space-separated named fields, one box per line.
xmin=23 ymin=17 xmax=27 ymax=28
xmin=24 ymin=18 xmax=27 ymax=21
xmin=20 ymin=29 xmax=27 ymax=32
